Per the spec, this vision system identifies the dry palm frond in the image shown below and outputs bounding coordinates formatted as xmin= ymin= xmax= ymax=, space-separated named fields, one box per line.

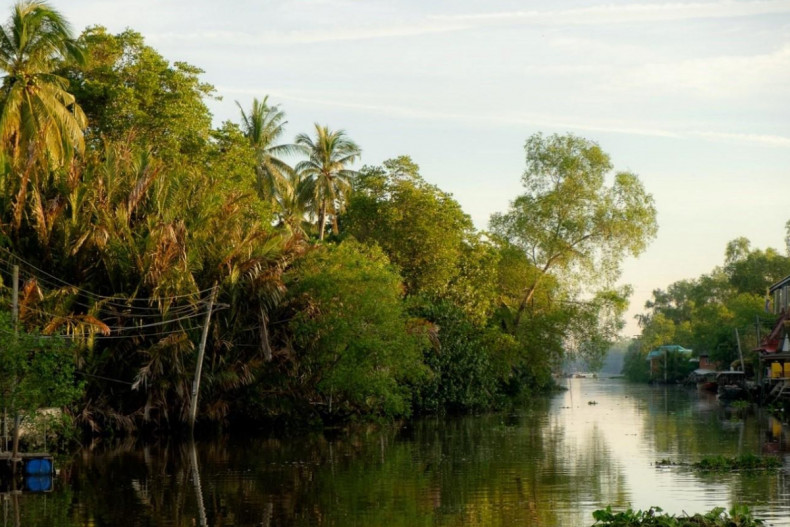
xmin=18 ymin=277 xmax=44 ymax=321
xmin=42 ymin=313 xmax=111 ymax=337
xmin=145 ymin=220 xmax=190 ymax=287
xmin=407 ymin=318 xmax=441 ymax=351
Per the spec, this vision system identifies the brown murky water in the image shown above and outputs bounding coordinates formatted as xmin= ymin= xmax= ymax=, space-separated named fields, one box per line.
xmin=4 ymin=377 xmax=790 ymax=526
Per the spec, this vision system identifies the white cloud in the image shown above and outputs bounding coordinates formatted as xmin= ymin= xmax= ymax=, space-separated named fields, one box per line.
xmin=611 ymin=44 xmax=790 ymax=97
xmin=149 ymin=21 xmax=471 ymax=46
xmin=690 ymin=130 xmax=790 ymax=146
xmin=436 ymin=0 xmax=790 ymax=26
xmin=220 ymin=86 xmax=790 ymax=147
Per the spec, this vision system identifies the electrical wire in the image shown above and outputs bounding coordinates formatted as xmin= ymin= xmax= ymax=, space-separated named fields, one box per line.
xmin=74 ymin=370 xmax=134 ymax=386
xmin=0 ymin=249 xmax=231 ymax=341
xmin=21 ymin=306 xmax=213 ymax=331
xmin=0 ymin=306 xmax=227 ymax=340
xmin=0 ymin=248 xmax=215 ymax=305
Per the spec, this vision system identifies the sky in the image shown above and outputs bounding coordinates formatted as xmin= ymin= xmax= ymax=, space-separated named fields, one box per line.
xmin=32 ymin=0 xmax=790 ymax=335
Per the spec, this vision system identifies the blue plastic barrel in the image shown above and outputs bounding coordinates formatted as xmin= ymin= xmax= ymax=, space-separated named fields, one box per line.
xmin=24 ymin=458 xmax=53 ymax=475
xmin=25 ymin=476 xmax=52 ymax=492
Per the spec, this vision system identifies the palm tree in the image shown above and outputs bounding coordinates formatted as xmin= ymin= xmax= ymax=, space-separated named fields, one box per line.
xmin=0 ymin=1 xmax=86 ymax=165
xmin=275 ymin=169 xmax=315 ymax=238
xmin=236 ymin=96 xmax=296 ymax=203
xmin=295 ymin=124 xmax=361 ymax=240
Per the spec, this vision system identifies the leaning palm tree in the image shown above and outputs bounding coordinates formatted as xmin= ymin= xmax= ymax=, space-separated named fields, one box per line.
xmin=236 ymin=96 xmax=296 ymax=203
xmin=0 ymin=1 xmax=86 ymax=166
xmin=294 ymin=124 xmax=361 ymax=240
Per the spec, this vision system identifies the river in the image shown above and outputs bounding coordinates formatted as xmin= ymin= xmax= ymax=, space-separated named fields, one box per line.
xmin=4 ymin=377 xmax=790 ymax=526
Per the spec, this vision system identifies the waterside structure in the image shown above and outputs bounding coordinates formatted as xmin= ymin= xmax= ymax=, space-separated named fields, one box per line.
xmin=755 ymin=275 xmax=790 ymax=403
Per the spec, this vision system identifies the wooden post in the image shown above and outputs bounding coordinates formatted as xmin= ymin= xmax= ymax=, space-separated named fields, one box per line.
xmin=189 ymin=283 xmax=218 ymax=433
xmin=756 ymin=315 xmax=762 ymax=344
xmin=735 ymin=327 xmax=745 ymax=372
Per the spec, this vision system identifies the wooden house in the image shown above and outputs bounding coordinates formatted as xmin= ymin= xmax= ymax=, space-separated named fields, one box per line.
xmin=756 ymin=275 xmax=790 ymax=402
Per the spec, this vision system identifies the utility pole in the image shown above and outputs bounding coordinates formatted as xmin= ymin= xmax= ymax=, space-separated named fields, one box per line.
xmin=189 ymin=283 xmax=218 ymax=433
xmin=10 ymin=265 xmax=19 ymax=461
xmin=2 ymin=266 xmax=16 ymax=453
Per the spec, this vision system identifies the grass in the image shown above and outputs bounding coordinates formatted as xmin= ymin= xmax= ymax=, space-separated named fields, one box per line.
xmin=592 ymin=505 xmax=764 ymax=526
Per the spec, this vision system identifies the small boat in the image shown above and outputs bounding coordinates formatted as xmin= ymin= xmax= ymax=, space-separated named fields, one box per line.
xmin=716 ymin=371 xmax=747 ymax=401
xmin=692 ymin=369 xmax=718 ymax=392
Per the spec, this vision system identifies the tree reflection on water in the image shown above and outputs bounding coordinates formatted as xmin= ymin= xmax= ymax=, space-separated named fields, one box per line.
xmin=5 ymin=379 xmax=790 ymax=526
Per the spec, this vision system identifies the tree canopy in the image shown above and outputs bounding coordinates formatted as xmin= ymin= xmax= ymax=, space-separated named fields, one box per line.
xmin=490 ymin=133 xmax=657 ymax=329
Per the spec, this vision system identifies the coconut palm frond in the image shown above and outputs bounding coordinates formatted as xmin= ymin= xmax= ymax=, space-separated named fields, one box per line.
xmin=294 ymin=124 xmax=361 ymax=240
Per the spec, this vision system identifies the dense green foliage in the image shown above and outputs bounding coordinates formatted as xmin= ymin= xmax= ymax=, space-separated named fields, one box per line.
xmin=490 ymin=133 xmax=657 ymax=332
xmin=60 ymin=26 xmax=214 ymax=159
xmin=409 ymin=299 xmax=500 ymax=413
xmin=0 ymin=312 xmax=82 ymax=451
xmin=346 ymin=157 xmax=481 ymax=301
xmin=0 ymin=1 xmax=86 ymax=166
xmin=0 ymin=1 xmax=660 ymax=435
xmin=283 ymin=240 xmax=426 ymax=419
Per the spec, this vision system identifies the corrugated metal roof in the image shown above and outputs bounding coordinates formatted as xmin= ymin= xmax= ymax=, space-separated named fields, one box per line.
xmin=769 ymin=274 xmax=790 ymax=293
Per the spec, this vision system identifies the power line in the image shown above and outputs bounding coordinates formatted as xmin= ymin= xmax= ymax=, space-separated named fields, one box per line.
xmin=74 ymin=370 xmax=134 ymax=386
xmin=21 ymin=306 xmax=214 ymax=331
xmin=0 ymin=248 xmax=216 ymax=305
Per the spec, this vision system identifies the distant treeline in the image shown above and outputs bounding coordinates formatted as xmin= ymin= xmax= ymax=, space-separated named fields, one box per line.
xmin=624 ymin=235 xmax=790 ymax=382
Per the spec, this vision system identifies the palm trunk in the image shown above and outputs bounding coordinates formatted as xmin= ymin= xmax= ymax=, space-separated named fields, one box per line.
xmin=318 ymin=201 xmax=327 ymax=240
xmin=259 ymin=308 xmax=272 ymax=362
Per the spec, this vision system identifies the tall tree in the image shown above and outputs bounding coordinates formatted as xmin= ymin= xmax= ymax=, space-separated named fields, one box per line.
xmin=345 ymin=156 xmax=498 ymax=324
xmin=295 ymin=124 xmax=360 ymax=240
xmin=490 ymin=133 xmax=658 ymax=329
xmin=60 ymin=27 xmax=214 ymax=159
xmin=346 ymin=157 xmax=474 ymax=296
xmin=236 ymin=96 xmax=296 ymax=203
xmin=0 ymin=0 xmax=86 ymax=165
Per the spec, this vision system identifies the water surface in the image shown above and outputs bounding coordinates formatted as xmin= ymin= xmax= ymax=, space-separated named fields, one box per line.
xmin=5 ymin=378 xmax=790 ymax=526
